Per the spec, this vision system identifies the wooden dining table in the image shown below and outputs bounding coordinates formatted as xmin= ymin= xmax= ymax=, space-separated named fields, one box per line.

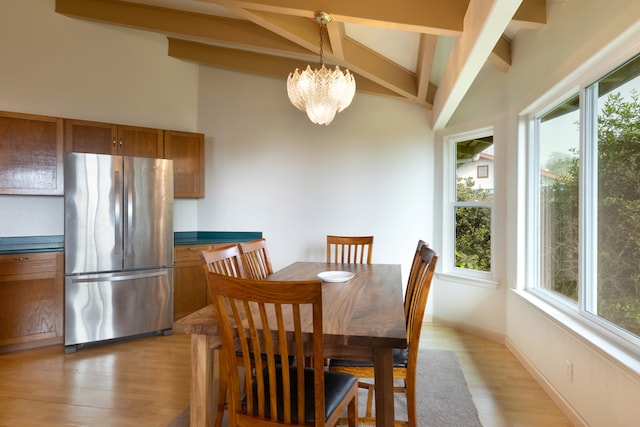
xmin=173 ymin=261 xmax=407 ymax=427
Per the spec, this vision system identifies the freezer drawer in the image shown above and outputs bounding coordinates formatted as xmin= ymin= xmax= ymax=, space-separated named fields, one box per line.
xmin=64 ymin=268 xmax=173 ymax=348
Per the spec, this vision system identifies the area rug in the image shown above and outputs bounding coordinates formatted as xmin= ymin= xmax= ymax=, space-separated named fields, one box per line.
xmin=167 ymin=348 xmax=482 ymax=426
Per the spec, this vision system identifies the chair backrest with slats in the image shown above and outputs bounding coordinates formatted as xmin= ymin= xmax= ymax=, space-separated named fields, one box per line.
xmin=404 ymin=240 xmax=428 ymax=318
xmin=406 ymin=246 xmax=438 ymax=346
xmin=200 ymin=244 xmax=246 ymax=279
xmin=207 ymin=273 xmax=326 ymax=426
xmin=326 ymin=235 xmax=374 ymax=264
xmin=239 ymin=238 xmax=274 ymax=280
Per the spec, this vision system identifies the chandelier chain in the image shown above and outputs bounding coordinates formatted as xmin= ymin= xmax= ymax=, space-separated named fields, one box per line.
xmin=318 ymin=20 xmax=324 ymax=67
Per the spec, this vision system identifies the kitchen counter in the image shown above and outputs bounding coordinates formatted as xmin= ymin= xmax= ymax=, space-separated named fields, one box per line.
xmin=0 ymin=235 xmax=64 ymax=254
xmin=0 ymin=232 xmax=262 ymax=255
xmin=174 ymin=231 xmax=262 ymax=245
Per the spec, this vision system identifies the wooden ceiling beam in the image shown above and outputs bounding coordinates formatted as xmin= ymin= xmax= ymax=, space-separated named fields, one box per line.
xmin=56 ymin=0 xmax=421 ymax=101
xmin=56 ymin=0 xmax=545 ymax=119
xmin=340 ymin=38 xmax=418 ymax=99
xmin=240 ymin=10 xmax=327 ymax=55
xmin=55 ymin=0 xmax=311 ymax=57
xmin=489 ymin=35 xmax=512 ymax=72
xmin=432 ymin=0 xmax=524 ymax=129
xmin=416 ymin=34 xmax=438 ymax=105
xmin=326 ymin=21 xmax=346 ymax=60
xmin=167 ymin=38 xmax=409 ymax=101
xmin=203 ymin=0 xmax=469 ymax=35
xmin=203 ymin=5 xmax=421 ymax=99
xmin=512 ymin=0 xmax=546 ymax=29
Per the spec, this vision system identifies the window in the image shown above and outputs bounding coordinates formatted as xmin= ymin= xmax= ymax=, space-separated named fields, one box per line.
xmin=449 ymin=133 xmax=494 ymax=274
xmin=477 ymin=165 xmax=489 ymax=179
xmin=531 ymin=52 xmax=640 ymax=341
xmin=536 ymin=93 xmax=580 ymax=304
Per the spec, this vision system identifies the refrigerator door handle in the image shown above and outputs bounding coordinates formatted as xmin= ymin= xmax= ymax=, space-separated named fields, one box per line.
xmin=123 ymin=165 xmax=132 ymax=257
xmin=69 ymin=270 xmax=169 ymax=284
xmin=114 ymin=168 xmax=122 ymax=249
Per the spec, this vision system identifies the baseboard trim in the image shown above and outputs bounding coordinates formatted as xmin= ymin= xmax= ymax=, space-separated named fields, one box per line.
xmin=505 ymin=337 xmax=588 ymax=427
xmin=431 ymin=317 xmax=504 ymax=344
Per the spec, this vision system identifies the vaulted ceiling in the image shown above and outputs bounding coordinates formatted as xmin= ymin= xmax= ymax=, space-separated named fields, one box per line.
xmin=55 ymin=0 xmax=547 ymax=129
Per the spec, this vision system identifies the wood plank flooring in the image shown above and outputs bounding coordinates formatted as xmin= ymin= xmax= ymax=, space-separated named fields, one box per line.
xmin=419 ymin=324 xmax=573 ymax=427
xmin=0 ymin=333 xmax=191 ymax=426
xmin=0 ymin=324 xmax=572 ymax=426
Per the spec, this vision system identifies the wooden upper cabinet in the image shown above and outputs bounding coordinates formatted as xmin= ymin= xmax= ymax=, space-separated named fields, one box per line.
xmin=64 ymin=119 xmax=117 ymax=154
xmin=164 ymin=130 xmax=205 ymax=198
xmin=65 ymin=119 xmax=163 ymax=158
xmin=118 ymin=125 xmax=164 ymax=158
xmin=0 ymin=111 xmax=64 ymax=195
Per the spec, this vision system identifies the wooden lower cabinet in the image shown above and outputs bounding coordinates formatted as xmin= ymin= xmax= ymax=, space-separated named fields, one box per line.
xmin=174 ymin=244 xmax=213 ymax=320
xmin=174 ymin=243 xmax=242 ymax=320
xmin=0 ymin=252 xmax=63 ymax=353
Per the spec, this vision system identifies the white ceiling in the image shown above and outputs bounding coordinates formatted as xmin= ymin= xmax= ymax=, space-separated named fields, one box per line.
xmin=54 ymin=0 xmax=549 ymax=128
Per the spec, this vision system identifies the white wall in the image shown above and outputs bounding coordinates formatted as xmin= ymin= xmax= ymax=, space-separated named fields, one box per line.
xmin=0 ymin=0 xmax=199 ymax=236
xmin=196 ymin=66 xmax=434 ymax=275
xmin=445 ymin=0 xmax=640 ymax=425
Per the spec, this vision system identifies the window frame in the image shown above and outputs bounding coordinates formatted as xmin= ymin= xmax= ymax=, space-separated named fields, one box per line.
xmin=523 ymin=43 xmax=640 ymax=355
xmin=441 ymin=127 xmax=497 ymax=287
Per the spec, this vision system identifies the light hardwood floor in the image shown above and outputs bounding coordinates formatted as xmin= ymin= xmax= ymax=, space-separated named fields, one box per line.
xmin=420 ymin=324 xmax=573 ymax=427
xmin=0 ymin=324 xmax=572 ymax=426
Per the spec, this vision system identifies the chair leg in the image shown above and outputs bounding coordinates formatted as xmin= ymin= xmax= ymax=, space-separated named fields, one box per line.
xmin=405 ymin=376 xmax=416 ymax=427
xmin=362 ymin=381 xmax=375 ymax=419
xmin=347 ymin=391 xmax=358 ymax=427
xmin=215 ymin=355 xmax=227 ymax=427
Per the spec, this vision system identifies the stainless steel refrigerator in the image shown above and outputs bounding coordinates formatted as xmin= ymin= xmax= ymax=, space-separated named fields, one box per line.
xmin=64 ymin=152 xmax=174 ymax=353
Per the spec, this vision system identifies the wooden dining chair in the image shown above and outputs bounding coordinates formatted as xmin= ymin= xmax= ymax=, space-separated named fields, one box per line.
xmin=200 ymin=244 xmax=246 ymax=427
xmin=239 ymin=238 xmax=273 ymax=280
xmin=404 ymin=240 xmax=428 ymax=318
xmin=329 ymin=245 xmax=438 ymax=426
xmin=200 ymin=244 xmax=246 ymax=279
xmin=326 ymin=235 xmax=374 ymax=264
xmin=207 ymin=273 xmax=359 ymax=427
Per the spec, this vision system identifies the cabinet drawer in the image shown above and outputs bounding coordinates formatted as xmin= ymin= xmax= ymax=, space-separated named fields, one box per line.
xmin=0 ymin=252 xmax=61 ymax=281
xmin=174 ymin=244 xmax=212 ymax=264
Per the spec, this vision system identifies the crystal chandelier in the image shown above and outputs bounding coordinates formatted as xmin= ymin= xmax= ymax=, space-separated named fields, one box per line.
xmin=287 ymin=12 xmax=356 ymax=125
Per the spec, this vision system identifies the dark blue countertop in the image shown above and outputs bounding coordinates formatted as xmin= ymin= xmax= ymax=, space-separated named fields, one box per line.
xmin=0 ymin=235 xmax=64 ymax=254
xmin=0 ymin=232 xmax=262 ymax=255
xmin=174 ymin=231 xmax=262 ymax=246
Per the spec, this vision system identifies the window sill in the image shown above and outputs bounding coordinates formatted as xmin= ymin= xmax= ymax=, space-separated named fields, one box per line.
xmin=513 ymin=289 xmax=640 ymax=377
xmin=436 ymin=272 xmax=499 ymax=289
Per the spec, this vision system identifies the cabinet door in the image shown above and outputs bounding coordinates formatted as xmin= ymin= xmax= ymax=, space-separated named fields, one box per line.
xmin=65 ymin=120 xmax=163 ymax=158
xmin=0 ymin=111 xmax=64 ymax=195
xmin=65 ymin=119 xmax=118 ymax=154
xmin=0 ymin=252 xmax=63 ymax=351
xmin=164 ymin=130 xmax=205 ymax=198
xmin=118 ymin=125 xmax=164 ymax=158
xmin=174 ymin=244 xmax=211 ymax=320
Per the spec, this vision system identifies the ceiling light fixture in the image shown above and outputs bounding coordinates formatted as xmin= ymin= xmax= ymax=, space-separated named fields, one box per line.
xmin=287 ymin=11 xmax=356 ymax=125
